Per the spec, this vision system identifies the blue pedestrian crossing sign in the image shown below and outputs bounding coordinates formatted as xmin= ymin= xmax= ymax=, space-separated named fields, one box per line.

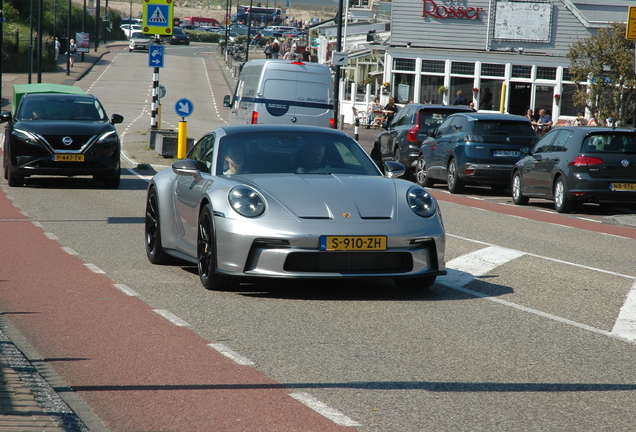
xmin=142 ymin=0 xmax=174 ymax=36
xmin=148 ymin=44 xmax=165 ymax=68
xmin=175 ymin=98 xmax=194 ymax=118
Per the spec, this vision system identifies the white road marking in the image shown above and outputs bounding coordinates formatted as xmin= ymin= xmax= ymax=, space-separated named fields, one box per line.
xmin=208 ymin=343 xmax=255 ymax=365
xmin=44 ymin=232 xmax=59 ymax=240
xmin=444 ymin=235 xmax=636 ymax=344
xmin=84 ymin=263 xmax=105 ymax=274
xmin=61 ymin=247 xmax=78 ymax=256
xmin=444 ymin=246 xmax=525 ymax=288
xmin=611 ymin=279 xmax=636 ymax=341
xmin=289 ymin=392 xmax=361 ymax=427
xmin=153 ymin=309 xmax=190 ymax=327
xmin=32 ymin=221 xmax=44 ymax=228
xmin=113 ymin=284 xmax=139 ymax=297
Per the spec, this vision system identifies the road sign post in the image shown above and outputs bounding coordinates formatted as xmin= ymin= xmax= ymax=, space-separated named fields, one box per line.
xmin=175 ymin=98 xmax=194 ymax=159
xmin=142 ymin=0 xmax=174 ymax=37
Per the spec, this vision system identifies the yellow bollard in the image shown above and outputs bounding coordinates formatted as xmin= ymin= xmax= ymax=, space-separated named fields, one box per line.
xmin=157 ymin=103 xmax=162 ymax=129
xmin=178 ymin=120 xmax=187 ymax=159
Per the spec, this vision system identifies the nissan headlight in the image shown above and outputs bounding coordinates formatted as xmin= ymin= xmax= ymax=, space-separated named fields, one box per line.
xmin=228 ymin=186 xmax=265 ymax=218
xmin=407 ymin=186 xmax=436 ymax=218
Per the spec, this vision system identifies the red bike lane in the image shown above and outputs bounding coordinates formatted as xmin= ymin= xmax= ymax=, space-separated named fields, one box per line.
xmin=0 ymin=188 xmax=356 ymax=432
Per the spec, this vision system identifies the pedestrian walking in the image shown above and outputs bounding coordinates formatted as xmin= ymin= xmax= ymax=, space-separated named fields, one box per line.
xmin=68 ymin=39 xmax=77 ymax=67
xmin=55 ymin=37 xmax=61 ymax=61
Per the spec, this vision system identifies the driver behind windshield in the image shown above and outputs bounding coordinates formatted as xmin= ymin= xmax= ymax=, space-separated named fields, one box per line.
xmin=295 ymin=141 xmax=326 ymax=173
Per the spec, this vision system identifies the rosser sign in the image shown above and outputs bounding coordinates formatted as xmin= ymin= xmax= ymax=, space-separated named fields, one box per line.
xmin=422 ymin=0 xmax=483 ymax=19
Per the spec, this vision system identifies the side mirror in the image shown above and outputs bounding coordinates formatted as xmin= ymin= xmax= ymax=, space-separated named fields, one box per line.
xmin=0 ymin=112 xmax=12 ymax=124
xmin=172 ymin=158 xmax=201 ymax=182
xmin=519 ymin=147 xmax=531 ymax=155
xmin=427 ymin=128 xmax=437 ymax=137
xmin=383 ymin=161 xmax=406 ymax=178
xmin=223 ymin=95 xmax=231 ymax=107
xmin=110 ymin=113 xmax=124 ymax=125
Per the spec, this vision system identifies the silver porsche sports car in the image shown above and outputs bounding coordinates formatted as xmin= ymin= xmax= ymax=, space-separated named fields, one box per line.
xmin=144 ymin=125 xmax=446 ymax=290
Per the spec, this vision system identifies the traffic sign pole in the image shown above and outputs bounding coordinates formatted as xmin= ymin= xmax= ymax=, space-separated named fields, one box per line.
xmin=178 ymin=121 xmax=187 ymax=159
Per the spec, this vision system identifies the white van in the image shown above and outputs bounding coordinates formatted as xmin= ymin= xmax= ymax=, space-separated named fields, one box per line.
xmin=224 ymin=59 xmax=334 ymax=128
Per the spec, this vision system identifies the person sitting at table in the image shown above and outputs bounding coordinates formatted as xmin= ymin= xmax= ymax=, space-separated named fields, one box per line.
xmin=536 ymin=109 xmax=553 ymax=136
xmin=384 ymin=97 xmax=398 ymax=124
xmin=367 ymin=97 xmax=382 ymax=128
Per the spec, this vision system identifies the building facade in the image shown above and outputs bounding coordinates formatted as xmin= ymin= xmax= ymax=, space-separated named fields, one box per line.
xmin=383 ymin=0 xmax=631 ymax=121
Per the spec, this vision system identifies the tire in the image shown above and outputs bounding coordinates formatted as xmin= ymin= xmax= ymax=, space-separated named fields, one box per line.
xmin=198 ymin=204 xmax=234 ymax=291
xmin=415 ymin=155 xmax=435 ymax=187
xmin=511 ymin=171 xmax=529 ymax=205
xmin=394 ymin=275 xmax=436 ymax=290
xmin=553 ymin=177 xmax=573 ymax=213
xmin=6 ymin=158 xmax=24 ymax=187
xmin=447 ymin=159 xmax=464 ymax=194
xmin=145 ymin=188 xmax=171 ymax=264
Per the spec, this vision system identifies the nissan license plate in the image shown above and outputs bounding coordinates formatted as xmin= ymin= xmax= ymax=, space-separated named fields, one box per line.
xmin=320 ymin=236 xmax=387 ymax=251
xmin=493 ymin=150 xmax=519 ymax=157
xmin=53 ymin=154 xmax=84 ymax=162
xmin=610 ymin=183 xmax=636 ymax=192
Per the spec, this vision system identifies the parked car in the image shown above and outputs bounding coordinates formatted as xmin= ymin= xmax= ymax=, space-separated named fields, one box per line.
xmin=416 ymin=112 xmax=539 ymax=193
xmin=372 ymin=103 xmax=474 ymax=175
xmin=121 ymin=24 xmax=142 ymax=39
xmin=512 ymin=126 xmax=636 ymax=212
xmin=144 ymin=125 xmax=446 ymax=291
xmin=129 ymin=32 xmax=152 ymax=52
xmin=169 ymin=27 xmax=190 ymax=45
xmin=1 ymin=84 xmax=124 ymax=188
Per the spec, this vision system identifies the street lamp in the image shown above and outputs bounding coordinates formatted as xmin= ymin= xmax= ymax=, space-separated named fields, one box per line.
xmin=245 ymin=0 xmax=253 ymax=63
xmin=333 ymin=0 xmax=344 ymax=128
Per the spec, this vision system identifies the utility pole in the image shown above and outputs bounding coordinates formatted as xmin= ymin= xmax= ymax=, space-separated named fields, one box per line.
xmin=333 ymin=0 xmax=344 ymax=129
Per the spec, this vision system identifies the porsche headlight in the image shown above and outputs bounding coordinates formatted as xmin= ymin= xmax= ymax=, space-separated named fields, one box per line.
xmin=407 ymin=186 xmax=436 ymax=218
xmin=228 ymin=185 xmax=265 ymax=218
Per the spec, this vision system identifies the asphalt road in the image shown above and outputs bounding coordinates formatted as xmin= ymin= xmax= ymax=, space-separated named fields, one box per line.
xmin=1 ymin=43 xmax=636 ymax=431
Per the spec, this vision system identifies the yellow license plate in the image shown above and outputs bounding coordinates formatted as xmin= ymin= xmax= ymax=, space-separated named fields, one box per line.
xmin=54 ymin=154 xmax=84 ymax=162
xmin=610 ymin=183 xmax=636 ymax=191
xmin=320 ymin=236 xmax=387 ymax=251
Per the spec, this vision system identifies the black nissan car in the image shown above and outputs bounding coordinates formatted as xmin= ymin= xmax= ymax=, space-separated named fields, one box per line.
xmin=2 ymin=92 xmax=124 ymax=188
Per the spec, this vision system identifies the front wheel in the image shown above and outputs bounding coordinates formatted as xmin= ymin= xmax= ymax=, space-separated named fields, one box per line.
xmin=553 ymin=177 xmax=573 ymax=213
xmin=447 ymin=159 xmax=464 ymax=194
xmin=145 ymin=188 xmax=170 ymax=264
xmin=511 ymin=172 xmax=529 ymax=205
xmin=415 ymin=155 xmax=435 ymax=187
xmin=198 ymin=204 xmax=234 ymax=290
xmin=6 ymin=158 xmax=24 ymax=187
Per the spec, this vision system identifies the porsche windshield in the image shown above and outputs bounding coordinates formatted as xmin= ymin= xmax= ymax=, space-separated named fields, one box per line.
xmin=16 ymin=95 xmax=107 ymax=122
xmin=216 ymin=131 xmax=381 ymax=176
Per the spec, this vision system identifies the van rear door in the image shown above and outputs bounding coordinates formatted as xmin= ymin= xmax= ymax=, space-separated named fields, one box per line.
xmin=259 ymin=63 xmax=332 ymax=127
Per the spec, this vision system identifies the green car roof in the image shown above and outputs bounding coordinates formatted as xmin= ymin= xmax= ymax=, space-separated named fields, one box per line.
xmin=12 ymin=83 xmax=87 ymax=114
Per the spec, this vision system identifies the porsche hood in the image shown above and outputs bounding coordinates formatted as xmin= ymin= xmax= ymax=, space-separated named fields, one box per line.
xmin=245 ymin=174 xmax=400 ymax=219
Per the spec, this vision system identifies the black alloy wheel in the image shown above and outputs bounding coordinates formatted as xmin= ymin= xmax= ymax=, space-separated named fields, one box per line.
xmin=553 ymin=177 xmax=573 ymax=213
xmin=197 ymin=204 xmax=233 ymax=290
xmin=145 ymin=188 xmax=170 ymax=264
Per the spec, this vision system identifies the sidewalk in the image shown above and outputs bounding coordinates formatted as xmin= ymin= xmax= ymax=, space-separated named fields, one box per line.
xmin=1 ymin=44 xmax=117 ymax=432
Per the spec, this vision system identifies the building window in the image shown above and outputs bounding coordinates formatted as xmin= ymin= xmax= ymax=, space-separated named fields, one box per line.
xmin=393 ymin=73 xmax=415 ymax=104
xmin=537 ymin=66 xmax=557 ymax=80
xmin=512 ymin=65 xmax=532 ymax=79
xmin=478 ymin=80 xmax=502 ymax=110
xmin=393 ymin=58 xmax=416 ymax=71
xmin=450 ymin=77 xmax=474 ymax=105
xmin=421 ymin=60 xmax=445 ymax=73
xmin=481 ymin=63 xmax=505 ymax=77
xmin=451 ymin=61 xmax=474 ymax=75
xmin=562 ymin=68 xmax=573 ymax=82
xmin=420 ymin=75 xmax=445 ymax=104
xmin=561 ymin=83 xmax=586 ymax=117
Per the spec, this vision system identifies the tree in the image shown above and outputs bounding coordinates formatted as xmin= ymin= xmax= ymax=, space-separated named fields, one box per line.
xmin=567 ymin=22 xmax=636 ymax=126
